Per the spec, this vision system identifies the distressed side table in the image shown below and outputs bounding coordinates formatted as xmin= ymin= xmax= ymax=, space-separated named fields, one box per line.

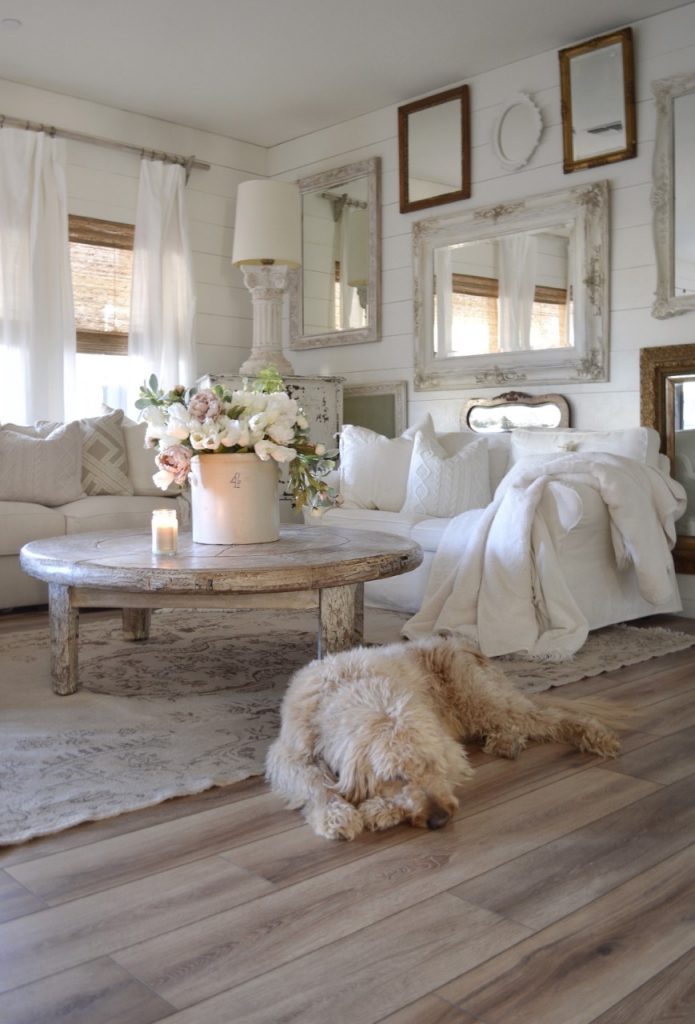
xmin=20 ymin=526 xmax=422 ymax=695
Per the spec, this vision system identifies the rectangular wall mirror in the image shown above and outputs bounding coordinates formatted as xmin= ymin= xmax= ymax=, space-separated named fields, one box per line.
xmin=559 ymin=27 xmax=636 ymax=173
xmin=289 ymin=157 xmax=380 ymax=350
xmin=343 ymin=381 xmax=407 ymax=437
xmin=398 ymin=85 xmax=471 ymax=214
xmin=640 ymin=343 xmax=695 ymax=572
xmin=652 ymin=71 xmax=695 ymax=318
xmin=413 ymin=181 xmax=609 ymax=390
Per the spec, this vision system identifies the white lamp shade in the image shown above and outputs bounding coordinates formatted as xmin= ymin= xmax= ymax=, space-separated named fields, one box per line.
xmin=232 ymin=179 xmax=301 ymax=267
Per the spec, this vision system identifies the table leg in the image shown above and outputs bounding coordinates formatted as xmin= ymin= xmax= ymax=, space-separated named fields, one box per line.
xmin=48 ymin=583 xmax=79 ymax=695
xmin=122 ymin=608 xmax=152 ymax=640
xmin=318 ymin=583 xmax=364 ymax=657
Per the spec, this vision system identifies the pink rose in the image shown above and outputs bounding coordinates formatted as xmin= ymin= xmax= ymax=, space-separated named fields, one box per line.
xmin=155 ymin=444 xmax=192 ymax=485
xmin=188 ymin=389 xmax=223 ymax=423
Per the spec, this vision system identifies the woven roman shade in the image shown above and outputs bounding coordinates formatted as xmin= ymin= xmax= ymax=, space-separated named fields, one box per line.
xmin=68 ymin=215 xmax=134 ymax=355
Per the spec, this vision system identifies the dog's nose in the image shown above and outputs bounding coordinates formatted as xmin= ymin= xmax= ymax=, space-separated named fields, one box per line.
xmin=426 ymin=809 xmax=451 ymax=830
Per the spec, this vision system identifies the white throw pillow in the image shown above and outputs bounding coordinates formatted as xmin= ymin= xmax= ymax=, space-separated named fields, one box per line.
xmin=401 ymin=432 xmax=491 ymax=518
xmin=0 ymin=423 xmax=84 ymax=506
xmin=39 ymin=411 xmax=134 ymax=496
xmin=339 ymin=415 xmax=435 ymax=512
xmin=509 ymin=427 xmax=661 ymax=467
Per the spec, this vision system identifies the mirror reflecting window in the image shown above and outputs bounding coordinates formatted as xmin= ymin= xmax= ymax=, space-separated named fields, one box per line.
xmin=432 ymin=229 xmax=572 ymax=357
xmin=559 ymin=28 xmax=636 ymax=173
xmin=640 ymin=343 xmax=695 ymax=571
xmin=289 ymin=157 xmax=380 ymax=350
xmin=414 ymin=181 xmax=609 ymax=390
xmin=652 ymin=72 xmax=695 ymax=317
xmin=398 ymin=85 xmax=470 ymax=214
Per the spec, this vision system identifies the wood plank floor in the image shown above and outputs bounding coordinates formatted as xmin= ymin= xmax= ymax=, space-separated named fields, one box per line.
xmin=1 ymin=608 xmax=693 ymax=1024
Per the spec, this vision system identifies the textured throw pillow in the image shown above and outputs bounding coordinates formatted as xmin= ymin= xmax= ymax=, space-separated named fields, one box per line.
xmin=509 ymin=427 xmax=661 ymax=467
xmin=339 ymin=415 xmax=436 ymax=512
xmin=401 ymin=432 xmax=491 ymax=518
xmin=101 ymin=404 xmax=181 ymax=496
xmin=40 ymin=410 xmax=133 ymax=496
xmin=0 ymin=423 xmax=84 ymax=506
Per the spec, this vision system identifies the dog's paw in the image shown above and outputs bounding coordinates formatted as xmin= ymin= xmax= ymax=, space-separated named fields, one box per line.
xmin=359 ymin=797 xmax=406 ymax=832
xmin=483 ymin=732 xmax=527 ymax=759
xmin=579 ymin=727 xmax=621 ymax=758
xmin=307 ymin=800 xmax=364 ymax=841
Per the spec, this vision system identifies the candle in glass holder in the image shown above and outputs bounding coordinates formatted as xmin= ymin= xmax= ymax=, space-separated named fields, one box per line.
xmin=151 ymin=508 xmax=178 ymax=555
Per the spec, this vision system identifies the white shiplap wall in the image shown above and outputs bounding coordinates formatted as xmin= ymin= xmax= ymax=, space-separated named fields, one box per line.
xmin=0 ymin=76 xmax=261 ymax=378
xmin=269 ymin=3 xmax=695 ymax=614
xmin=270 ymin=5 xmax=695 ymax=432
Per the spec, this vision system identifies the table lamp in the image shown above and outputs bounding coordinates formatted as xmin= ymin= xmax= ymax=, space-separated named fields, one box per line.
xmin=232 ymin=178 xmax=301 ymax=376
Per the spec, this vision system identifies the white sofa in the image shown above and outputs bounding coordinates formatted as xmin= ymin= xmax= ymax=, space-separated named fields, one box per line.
xmin=0 ymin=411 xmax=184 ymax=610
xmin=310 ymin=419 xmax=685 ymax=634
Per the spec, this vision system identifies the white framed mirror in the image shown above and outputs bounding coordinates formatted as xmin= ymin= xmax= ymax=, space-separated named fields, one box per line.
xmin=289 ymin=157 xmax=380 ymax=349
xmin=652 ymin=71 xmax=695 ymax=319
xmin=491 ymin=93 xmax=543 ymax=171
xmin=413 ymin=180 xmax=609 ymax=391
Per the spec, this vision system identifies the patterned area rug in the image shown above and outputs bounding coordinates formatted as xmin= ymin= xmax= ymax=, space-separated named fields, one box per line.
xmin=1 ymin=608 xmax=693 ymax=846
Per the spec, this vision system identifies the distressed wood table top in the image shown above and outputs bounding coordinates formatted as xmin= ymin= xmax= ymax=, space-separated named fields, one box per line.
xmin=20 ymin=526 xmax=423 ymax=594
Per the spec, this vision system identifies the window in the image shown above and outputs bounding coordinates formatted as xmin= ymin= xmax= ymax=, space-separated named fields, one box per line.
xmin=68 ymin=216 xmax=134 ymax=416
xmin=444 ymin=274 xmax=568 ymax=356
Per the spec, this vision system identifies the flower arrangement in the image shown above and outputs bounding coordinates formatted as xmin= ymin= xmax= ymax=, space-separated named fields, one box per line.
xmin=136 ymin=367 xmax=339 ymax=511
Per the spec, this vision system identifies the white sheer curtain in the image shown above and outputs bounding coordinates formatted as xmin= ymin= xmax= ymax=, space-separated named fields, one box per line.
xmin=0 ymin=128 xmax=75 ymax=424
xmin=128 ymin=160 xmax=195 ymax=407
xmin=434 ymin=246 xmax=453 ymax=355
xmin=498 ymin=234 xmax=537 ymax=352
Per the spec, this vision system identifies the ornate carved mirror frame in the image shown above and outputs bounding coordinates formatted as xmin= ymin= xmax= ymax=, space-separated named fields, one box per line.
xmin=640 ymin=343 xmax=695 ymax=572
xmin=463 ymin=391 xmax=571 ymax=432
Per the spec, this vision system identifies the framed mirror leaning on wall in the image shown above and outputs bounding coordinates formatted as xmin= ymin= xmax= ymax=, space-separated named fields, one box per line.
xmin=289 ymin=157 xmax=380 ymax=350
xmin=559 ymin=27 xmax=636 ymax=173
xmin=413 ymin=180 xmax=609 ymax=390
xmin=652 ymin=71 xmax=695 ymax=319
xmin=398 ymin=85 xmax=471 ymax=214
xmin=640 ymin=343 xmax=695 ymax=572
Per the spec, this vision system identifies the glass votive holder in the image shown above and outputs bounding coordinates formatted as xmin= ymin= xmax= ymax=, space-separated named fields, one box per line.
xmin=151 ymin=508 xmax=178 ymax=555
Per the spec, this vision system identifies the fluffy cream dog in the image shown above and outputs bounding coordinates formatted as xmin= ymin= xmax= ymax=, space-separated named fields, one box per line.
xmin=266 ymin=635 xmax=621 ymax=840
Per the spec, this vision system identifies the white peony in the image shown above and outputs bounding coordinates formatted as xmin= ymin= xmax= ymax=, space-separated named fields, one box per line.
xmin=254 ymin=439 xmax=297 ymax=463
xmin=153 ymin=468 xmax=176 ymax=490
xmin=267 ymin=418 xmax=295 ymax=445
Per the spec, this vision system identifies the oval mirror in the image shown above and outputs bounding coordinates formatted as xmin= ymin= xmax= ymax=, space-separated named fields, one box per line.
xmin=492 ymin=93 xmax=543 ymax=171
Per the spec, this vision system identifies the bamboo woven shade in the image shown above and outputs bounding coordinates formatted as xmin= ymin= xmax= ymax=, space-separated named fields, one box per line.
xmin=68 ymin=215 xmax=134 ymax=355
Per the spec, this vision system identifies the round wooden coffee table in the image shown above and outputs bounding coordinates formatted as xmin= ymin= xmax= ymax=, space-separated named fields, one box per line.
xmin=20 ymin=526 xmax=422 ymax=695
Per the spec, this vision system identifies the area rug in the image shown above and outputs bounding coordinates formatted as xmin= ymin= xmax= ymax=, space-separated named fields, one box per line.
xmin=1 ymin=609 xmax=693 ymax=846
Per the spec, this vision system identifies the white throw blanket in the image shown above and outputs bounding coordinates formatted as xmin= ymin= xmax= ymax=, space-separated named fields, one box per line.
xmin=402 ymin=453 xmax=687 ymax=659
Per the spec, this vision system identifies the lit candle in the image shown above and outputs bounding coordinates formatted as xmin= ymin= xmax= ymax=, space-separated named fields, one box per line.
xmin=151 ymin=508 xmax=178 ymax=555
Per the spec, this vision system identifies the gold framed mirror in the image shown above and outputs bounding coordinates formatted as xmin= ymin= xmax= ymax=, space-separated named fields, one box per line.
xmin=398 ymin=85 xmax=471 ymax=214
xmin=463 ymin=391 xmax=571 ymax=433
xmin=640 ymin=343 xmax=695 ymax=572
xmin=559 ymin=27 xmax=636 ymax=173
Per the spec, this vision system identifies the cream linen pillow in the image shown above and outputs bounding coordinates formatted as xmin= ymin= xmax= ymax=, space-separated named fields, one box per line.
xmin=0 ymin=423 xmax=83 ymax=506
xmin=401 ymin=431 xmax=491 ymax=518
xmin=509 ymin=427 xmax=661 ymax=467
xmin=339 ymin=415 xmax=435 ymax=512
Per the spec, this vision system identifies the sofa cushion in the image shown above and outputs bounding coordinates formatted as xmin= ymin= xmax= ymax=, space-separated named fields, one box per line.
xmin=0 ymin=423 xmax=84 ymax=506
xmin=338 ymin=415 xmax=435 ymax=512
xmin=59 ymin=495 xmax=180 ymax=534
xmin=509 ymin=427 xmax=661 ymax=467
xmin=0 ymin=502 xmax=66 ymax=556
xmin=401 ymin=432 xmax=491 ymax=518
xmin=318 ymin=506 xmax=424 ymax=539
xmin=410 ymin=516 xmax=453 ymax=553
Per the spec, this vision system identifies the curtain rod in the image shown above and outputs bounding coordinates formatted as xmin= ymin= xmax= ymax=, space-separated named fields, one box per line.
xmin=0 ymin=113 xmax=211 ymax=181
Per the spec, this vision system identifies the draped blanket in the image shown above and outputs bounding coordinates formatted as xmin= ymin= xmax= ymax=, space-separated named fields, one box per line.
xmin=402 ymin=453 xmax=687 ymax=659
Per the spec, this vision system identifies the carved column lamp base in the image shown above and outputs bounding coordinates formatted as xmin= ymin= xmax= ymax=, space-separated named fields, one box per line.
xmin=238 ymin=264 xmax=295 ymax=377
